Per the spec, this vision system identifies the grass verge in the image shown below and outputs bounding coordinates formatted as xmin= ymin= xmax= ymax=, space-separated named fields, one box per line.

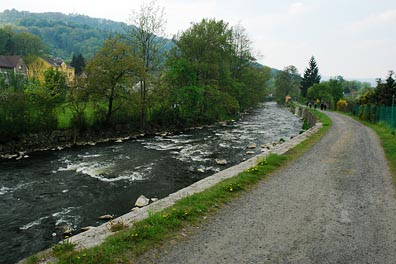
xmin=26 ymin=109 xmax=331 ymax=264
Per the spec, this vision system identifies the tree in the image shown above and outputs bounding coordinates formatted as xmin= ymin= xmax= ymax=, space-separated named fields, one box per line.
xmin=230 ymin=23 xmax=254 ymax=79
xmin=307 ymin=83 xmax=330 ymax=103
xmin=327 ymin=78 xmax=344 ymax=108
xmin=301 ymin=56 xmax=321 ymax=97
xmin=70 ymin=54 xmax=86 ymax=75
xmin=274 ymin=65 xmax=301 ymax=103
xmin=128 ymin=0 xmax=167 ymax=130
xmin=67 ymin=75 xmax=89 ymax=137
xmin=44 ymin=68 xmax=67 ymax=101
xmin=375 ymin=71 xmax=396 ymax=106
xmin=85 ymin=35 xmax=142 ymax=125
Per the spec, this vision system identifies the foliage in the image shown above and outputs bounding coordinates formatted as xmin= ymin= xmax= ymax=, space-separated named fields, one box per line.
xmin=301 ymin=56 xmax=321 ymax=97
xmin=85 ymin=35 xmax=142 ymax=126
xmin=0 ymin=26 xmax=47 ymax=56
xmin=274 ymin=65 xmax=301 ymax=103
xmin=128 ymin=0 xmax=168 ymax=130
xmin=70 ymin=54 xmax=85 ymax=75
xmin=336 ymin=99 xmax=348 ymax=112
xmin=0 ymin=9 xmax=132 ymax=60
xmin=44 ymin=68 xmax=67 ymax=101
xmin=375 ymin=71 xmax=396 ymax=106
xmin=52 ymin=238 xmax=76 ymax=257
xmin=307 ymin=78 xmax=343 ymax=108
xmin=67 ymin=76 xmax=89 ymax=131
xmin=164 ymin=18 xmax=270 ymax=125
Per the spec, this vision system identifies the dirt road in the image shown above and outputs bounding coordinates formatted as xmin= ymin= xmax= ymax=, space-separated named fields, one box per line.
xmin=138 ymin=112 xmax=396 ymax=264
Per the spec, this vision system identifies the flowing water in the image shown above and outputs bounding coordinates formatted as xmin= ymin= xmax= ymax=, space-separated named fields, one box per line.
xmin=0 ymin=102 xmax=302 ymax=263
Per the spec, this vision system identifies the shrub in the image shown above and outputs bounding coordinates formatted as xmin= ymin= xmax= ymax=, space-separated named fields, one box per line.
xmin=336 ymin=99 xmax=348 ymax=112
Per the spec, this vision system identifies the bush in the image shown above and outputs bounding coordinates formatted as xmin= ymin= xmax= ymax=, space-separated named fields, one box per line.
xmin=336 ymin=99 xmax=348 ymax=112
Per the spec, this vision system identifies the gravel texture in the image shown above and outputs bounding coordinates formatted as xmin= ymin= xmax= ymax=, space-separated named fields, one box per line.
xmin=137 ymin=112 xmax=396 ymax=264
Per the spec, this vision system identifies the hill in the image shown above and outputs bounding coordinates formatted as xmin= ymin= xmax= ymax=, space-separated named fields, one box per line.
xmin=0 ymin=9 xmax=129 ymax=60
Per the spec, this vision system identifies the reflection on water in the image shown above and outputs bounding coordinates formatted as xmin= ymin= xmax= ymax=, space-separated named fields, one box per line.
xmin=0 ymin=102 xmax=302 ymax=263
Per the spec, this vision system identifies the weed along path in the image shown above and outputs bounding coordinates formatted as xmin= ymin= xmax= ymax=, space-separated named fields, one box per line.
xmin=139 ymin=112 xmax=396 ymax=264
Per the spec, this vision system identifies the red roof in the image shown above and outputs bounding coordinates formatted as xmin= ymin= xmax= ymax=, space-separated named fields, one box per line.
xmin=0 ymin=55 xmax=22 ymax=68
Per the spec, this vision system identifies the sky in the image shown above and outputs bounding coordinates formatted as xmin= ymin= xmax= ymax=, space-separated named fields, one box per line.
xmin=1 ymin=0 xmax=395 ymax=80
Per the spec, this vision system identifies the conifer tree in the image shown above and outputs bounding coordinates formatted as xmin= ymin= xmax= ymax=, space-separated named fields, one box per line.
xmin=301 ymin=56 xmax=321 ymax=97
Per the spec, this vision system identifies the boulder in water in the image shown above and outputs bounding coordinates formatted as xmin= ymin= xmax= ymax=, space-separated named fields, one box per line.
xmin=135 ymin=195 xmax=150 ymax=207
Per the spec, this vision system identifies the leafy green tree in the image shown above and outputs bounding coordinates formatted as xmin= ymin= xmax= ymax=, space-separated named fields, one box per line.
xmin=172 ymin=18 xmax=234 ymax=87
xmin=307 ymin=83 xmax=330 ymax=103
xmin=44 ymin=68 xmax=67 ymax=101
xmin=13 ymin=31 xmax=47 ymax=56
xmin=327 ymin=78 xmax=344 ymax=108
xmin=85 ymin=35 xmax=142 ymax=125
xmin=301 ymin=56 xmax=321 ymax=97
xmin=128 ymin=0 xmax=167 ymax=130
xmin=67 ymin=75 xmax=89 ymax=134
xmin=274 ymin=65 xmax=301 ymax=103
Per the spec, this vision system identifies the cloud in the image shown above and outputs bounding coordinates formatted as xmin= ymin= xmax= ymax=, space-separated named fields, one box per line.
xmin=288 ymin=2 xmax=306 ymax=16
xmin=349 ymin=9 xmax=396 ymax=32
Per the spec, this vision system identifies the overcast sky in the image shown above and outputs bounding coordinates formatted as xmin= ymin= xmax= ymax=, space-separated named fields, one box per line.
xmin=1 ymin=0 xmax=395 ymax=80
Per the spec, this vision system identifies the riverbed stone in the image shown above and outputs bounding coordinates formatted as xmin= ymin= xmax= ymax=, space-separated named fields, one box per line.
xmin=247 ymin=143 xmax=257 ymax=149
xmin=215 ymin=159 xmax=227 ymax=165
xmin=135 ymin=195 xmax=150 ymax=207
xmin=98 ymin=214 xmax=114 ymax=220
xmin=246 ymin=151 xmax=255 ymax=155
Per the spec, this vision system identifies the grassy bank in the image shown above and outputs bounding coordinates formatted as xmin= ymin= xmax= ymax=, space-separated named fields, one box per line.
xmin=26 ymin=109 xmax=331 ymax=264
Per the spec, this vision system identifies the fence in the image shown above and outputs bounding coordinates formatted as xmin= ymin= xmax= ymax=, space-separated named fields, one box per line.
xmin=350 ymin=104 xmax=396 ymax=129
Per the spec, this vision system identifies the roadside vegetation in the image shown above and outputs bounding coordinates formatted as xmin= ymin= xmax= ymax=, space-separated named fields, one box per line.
xmin=24 ymin=108 xmax=330 ymax=264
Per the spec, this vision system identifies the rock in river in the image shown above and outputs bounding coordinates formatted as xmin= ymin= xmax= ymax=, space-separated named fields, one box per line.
xmin=98 ymin=214 xmax=114 ymax=220
xmin=215 ymin=159 xmax=227 ymax=165
xmin=247 ymin=143 xmax=257 ymax=149
xmin=135 ymin=195 xmax=150 ymax=207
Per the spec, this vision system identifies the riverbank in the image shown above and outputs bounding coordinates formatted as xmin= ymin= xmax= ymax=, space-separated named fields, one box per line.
xmin=20 ymin=106 xmax=325 ymax=264
xmin=0 ymin=104 xmax=316 ymax=160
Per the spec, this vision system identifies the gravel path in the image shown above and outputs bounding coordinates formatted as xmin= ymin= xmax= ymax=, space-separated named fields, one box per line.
xmin=138 ymin=112 xmax=396 ymax=264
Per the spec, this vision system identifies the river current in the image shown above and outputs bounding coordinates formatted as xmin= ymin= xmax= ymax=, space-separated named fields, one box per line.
xmin=0 ymin=102 xmax=302 ymax=263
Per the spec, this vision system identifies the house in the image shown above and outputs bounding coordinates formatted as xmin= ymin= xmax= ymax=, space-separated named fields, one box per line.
xmin=29 ymin=57 xmax=75 ymax=85
xmin=0 ymin=55 xmax=28 ymax=76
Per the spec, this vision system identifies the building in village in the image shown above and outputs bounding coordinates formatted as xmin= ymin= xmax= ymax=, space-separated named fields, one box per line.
xmin=0 ymin=55 xmax=28 ymax=77
xmin=28 ymin=57 xmax=75 ymax=85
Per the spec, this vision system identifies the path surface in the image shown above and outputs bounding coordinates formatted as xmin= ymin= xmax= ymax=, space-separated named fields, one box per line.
xmin=137 ymin=112 xmax=396 ymax=264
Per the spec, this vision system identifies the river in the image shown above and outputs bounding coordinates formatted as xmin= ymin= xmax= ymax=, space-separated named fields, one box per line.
xmin=0 ymin=102 xmax=302 ymax=263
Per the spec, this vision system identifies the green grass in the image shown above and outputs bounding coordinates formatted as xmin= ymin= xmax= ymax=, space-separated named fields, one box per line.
xmin=25 ymin=108 xmax=331 ymax=264
xmin=56 ymin=102 xmax=99 ymax=129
